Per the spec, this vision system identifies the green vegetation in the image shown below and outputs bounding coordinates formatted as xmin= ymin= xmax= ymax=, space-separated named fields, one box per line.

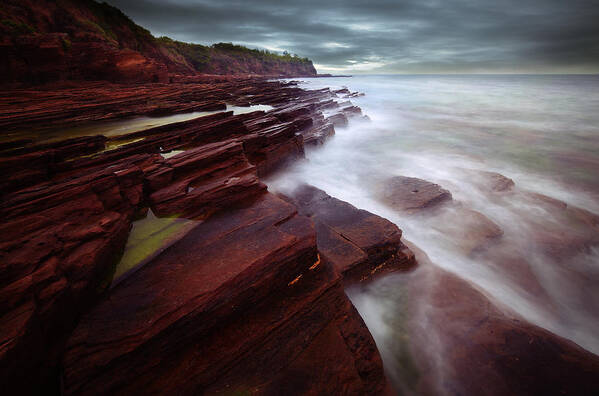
xmin=157 ymin=37 xmax=211 ymax=70
xmin=1 ymin=0 xmax=314 ymax=75
xmin=112 ymin=210 xmax=197 ymax=281
xmin=85 ymin=0 xmax=154 ymax=49
xmin=156 ymin=38 xmax=312 ymax=72
xmin=212 ymin=42 xmax=312 ymax=63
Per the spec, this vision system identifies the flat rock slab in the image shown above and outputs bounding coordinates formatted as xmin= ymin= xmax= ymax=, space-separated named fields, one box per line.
xmin=283 ymin=185 xmax=416 ymax=284
xmin=63 ymin=192 xmax=388 ymax=395
xmin=379 ymin=176 xmax=452 ymax=213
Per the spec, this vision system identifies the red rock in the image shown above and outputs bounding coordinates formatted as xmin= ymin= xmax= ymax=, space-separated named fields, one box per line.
xmin=409 ymin=264 xmax=599 ymax=396
xmin=0 ymin=1 xmax=316 ymax=85
xmin=431 ymin=206 xmax=503 ymax=254
xmin=62 ymin=193 xmax=388 ymax=395
xmin=0 ymin=162 xmax=143 ymax=393
xmin=283 ymin=185 xmax=416 ymax=284
xmin=461 ymin=169 xmax=515 ymax=192
xmin=519 ymin=192 xmax=599 ymax=259
xmin=379 ymin=176 xmax=453 ymax=213
xmin=147 ymin=140 xmax=266 ymax=217
xmin=0 ymin=74 xmax=376 ymax=394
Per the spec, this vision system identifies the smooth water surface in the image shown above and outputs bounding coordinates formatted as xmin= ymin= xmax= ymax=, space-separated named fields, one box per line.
xmin=270 ymin=74 xmax=599 ymax=393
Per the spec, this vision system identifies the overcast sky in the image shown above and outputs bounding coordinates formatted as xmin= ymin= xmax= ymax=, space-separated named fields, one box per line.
xmin=106 ymin=0 xmax=599 ymax=74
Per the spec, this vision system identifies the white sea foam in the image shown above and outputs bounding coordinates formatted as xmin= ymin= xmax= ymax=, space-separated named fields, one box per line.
xmin=269 ymin=75 xmax=599 ymax=390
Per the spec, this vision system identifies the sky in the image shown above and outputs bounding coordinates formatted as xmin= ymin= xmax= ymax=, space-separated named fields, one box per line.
xmin=106 ymin=0 xmax=599 ymax=74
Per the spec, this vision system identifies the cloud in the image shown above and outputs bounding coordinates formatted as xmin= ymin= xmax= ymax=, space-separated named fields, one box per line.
xmin=106 ymin=0 xmax=599 ymax=73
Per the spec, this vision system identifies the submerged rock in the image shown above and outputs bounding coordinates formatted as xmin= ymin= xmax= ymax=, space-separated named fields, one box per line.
xmin=379 ymin=176 xmax=453 ymax=213
xmin=432 ymin=206 xmax=503 ymax=255
xmin=461 ymin=169 xmax=515 ymax=193
xmin=415 ymin=266 xmax=599 ymax=396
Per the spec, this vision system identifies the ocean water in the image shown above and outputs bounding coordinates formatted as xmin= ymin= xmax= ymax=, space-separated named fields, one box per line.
xmin=269 ymin=75 xmax=599 ymax=394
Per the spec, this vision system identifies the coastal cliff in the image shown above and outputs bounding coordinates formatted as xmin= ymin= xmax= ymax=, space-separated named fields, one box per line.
xmin=2 ymin=77 xmax=599 ymax=396
xmin=0 ymin=0 xmax=317 ymax=85
xmin=3 ymin=2 xmax=599 ymax=395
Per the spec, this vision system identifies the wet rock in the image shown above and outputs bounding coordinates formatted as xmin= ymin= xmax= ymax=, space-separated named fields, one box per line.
xmin=461 ymin=169 xmax=515 ymax=192
xmin=0 ymin=77 xmax=372 ymax=394
xmin=0 ymin=162 xmax=144 ymax=393
xmin=379 ymin=176 xmax=452 ymax=213
xmin=520 ymin=192 xmax=599 ymax=259
xmin=341 ymin=105 xmax=363 ymax=116
xmin=283 ymin=185 xmax=416 ymax=284
xmin=412 ymin=266 xmax=599 ymax=396
xmin=147 ymin=140 xmax=266 ymax=217
xmin=62 ymin=193 xmax=388 ymax=395
xmin=326 ymin=113 xmax=349 ymax=128
xmin=0 ymin=135 xmax=108 ymax=195
xmin=432 ymin=206 xmax=503 ymax=254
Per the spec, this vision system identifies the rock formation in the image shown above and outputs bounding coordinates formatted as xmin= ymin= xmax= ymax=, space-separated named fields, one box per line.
xmin=378 ymin=176 xmax=453 ymax=213
xmin=0 ymin=0 xmax=317 ymax=85
xmin=0 ymin=78 xmax=405 ymax=394
xmin=282 ymin=185 xmax=416 ymax=283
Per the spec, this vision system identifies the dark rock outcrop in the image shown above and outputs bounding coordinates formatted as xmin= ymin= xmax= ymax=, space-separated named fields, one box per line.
xmin=283 ymin=185 xmax=416 ymax=284
xmin=0 ymin=0 xmax=317 ymax=85
xmin=62 ymin=193 xmax=388 ymax=395
xmin=0 ymin=78 xmax=385 ymax=395
xmin=0 ymin=160 xmax=144 ymax=393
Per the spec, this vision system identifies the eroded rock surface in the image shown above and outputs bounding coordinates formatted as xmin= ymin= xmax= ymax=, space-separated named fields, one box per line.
xmin=418 ymin=267 xmax=599 ymax=396
xmin=62 ymin=193 xmax=388 ymax=395
xmin=0 ymin=79 xmax=384 ymax=394
xmin=0 ymin=161 xmax=143 ymax=393
xmin=379 ymin=176 xmax=453 ymax=213
xmin=283 ymin=185 xmax=416 ymax=284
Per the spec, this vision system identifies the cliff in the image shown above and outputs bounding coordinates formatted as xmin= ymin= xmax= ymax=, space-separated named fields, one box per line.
xmin=0 ymin=0 xmax=317 ymax=85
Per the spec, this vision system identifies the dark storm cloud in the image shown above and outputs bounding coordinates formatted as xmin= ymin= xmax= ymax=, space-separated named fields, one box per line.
xmin=105 ymin=0 xmax=599 ymax=73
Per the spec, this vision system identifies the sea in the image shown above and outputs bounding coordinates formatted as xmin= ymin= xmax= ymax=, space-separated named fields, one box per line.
xmin=268 ymin=74 xmax=599 ymax=394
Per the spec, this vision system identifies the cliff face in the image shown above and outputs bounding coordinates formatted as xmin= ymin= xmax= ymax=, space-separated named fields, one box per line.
xmin=0 ymin=0 xmax=317 ymax=84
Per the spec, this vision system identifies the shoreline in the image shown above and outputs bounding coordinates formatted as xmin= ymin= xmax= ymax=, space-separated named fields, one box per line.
xmin=1 ymin=76 xmax=599 ymax=395
xmin=0 ymin=76 xmax=411 ymax=394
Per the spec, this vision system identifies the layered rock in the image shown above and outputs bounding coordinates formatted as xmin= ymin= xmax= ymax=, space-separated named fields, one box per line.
xmin=0 ymin=79 xmax=348 ymax=194
xmin=146 ymin=141 xmax=266 ymax=217
xmin=282 ymin=185 xmax=416 ymax=284
xmin=415 ymin=265 xmax=599 ymax=396
xmin=62 ymin=193 xmax=388 ymax=395
xmin=0 ymin=0 xmax=317 ymax=85
xmin=0 ymin=159 xmax=144 ymax=393
xmin=0 ymin=78 xmax=384 ymax=395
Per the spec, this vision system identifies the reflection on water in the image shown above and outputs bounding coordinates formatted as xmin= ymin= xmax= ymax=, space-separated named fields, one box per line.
xmin=4 ymin=104 xmax=274 ymax=144
xmin=112 ymin=209 xmax=199 ymax=286
xmin=270 ymin=75 xmax=599 ymax=393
